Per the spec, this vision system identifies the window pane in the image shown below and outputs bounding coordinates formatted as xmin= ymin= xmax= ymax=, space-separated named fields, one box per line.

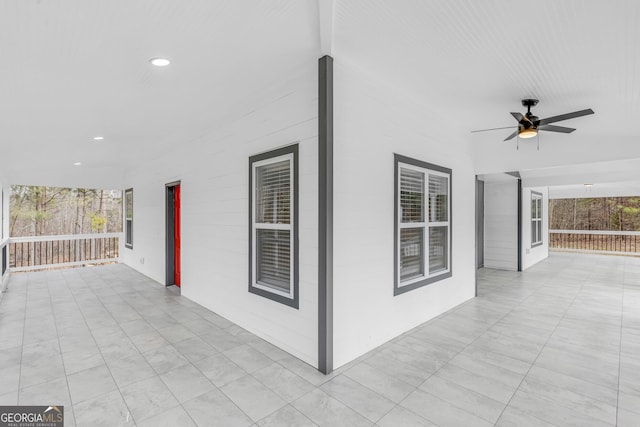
xmin=400 ymin=228 xmax=424 ymax=282
xmin=537 ymin=221 xmax=542 ymax=243
xmin=256 ymin=229 xmax=290 ymax=293
xmin=125 ymin=190 xmax=133 ymax=219
xmin=531 ymin=199 xmax=537 ymax=219
xmin=256 ymin=160 xmax=290 ymax=224
xmin=537 ymin=199 xmax=542 ymax=219
xmin=531 ymin=221 xmax=537 ymax=244
xmin=126 ymin=219 xmax=132 ymax=246
xmin=429 ymin=226 xmax=448 ymax=273
xmin=429 ymin=175 xmax=448 ymax=222
xmin=400 ymin=168 xmax=424 ymax=223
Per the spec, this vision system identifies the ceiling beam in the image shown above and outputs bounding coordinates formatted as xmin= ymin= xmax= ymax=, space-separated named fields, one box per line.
xmin=318 ymin=0 xmax=335 ymax=56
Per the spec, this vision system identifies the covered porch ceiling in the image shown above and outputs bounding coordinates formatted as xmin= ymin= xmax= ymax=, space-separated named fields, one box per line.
xmin=1 ymin=0 xmax=639 ymax=189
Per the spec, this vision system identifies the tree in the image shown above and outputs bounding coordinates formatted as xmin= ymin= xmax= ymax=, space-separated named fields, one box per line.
xmin=10 ymin=185 xmax=122 ymax=237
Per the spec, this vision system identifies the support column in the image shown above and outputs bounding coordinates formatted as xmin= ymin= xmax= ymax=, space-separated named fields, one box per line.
xmin=318 ymin=55 xmax=333 ymax=374
xmin=517 ymin=178 xmax=523 ymax=272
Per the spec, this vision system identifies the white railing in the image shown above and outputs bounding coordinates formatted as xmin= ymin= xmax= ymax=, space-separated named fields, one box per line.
xmin=549 ymin=229 xmax=640 ymax=255
xmin=9 ymin=233 xmax=122 ymax=272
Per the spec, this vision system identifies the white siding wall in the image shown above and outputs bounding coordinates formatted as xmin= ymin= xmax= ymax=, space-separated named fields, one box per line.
xmin=332 ymin=61 xmax=477 ymax=368
xmin=484 ymin=180 xmax=518 ymax=270
xmin=122 ymin=65 xmax=319 ymax=366
xmin=522 ymin=186 xmax=549 ymax=270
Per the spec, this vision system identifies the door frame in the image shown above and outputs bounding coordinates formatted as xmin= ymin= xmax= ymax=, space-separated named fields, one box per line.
xmin=165 ymin=181 xmax=181 ymax=286
xmin=475 ymin=176 xmax=485 ymax=297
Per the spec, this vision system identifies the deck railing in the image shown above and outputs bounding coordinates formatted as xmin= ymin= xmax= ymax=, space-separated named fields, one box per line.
xmin=9 ymin=233 xmax=122 ymax=272
xmin=549 ymin=230 xmax=640 ymax=255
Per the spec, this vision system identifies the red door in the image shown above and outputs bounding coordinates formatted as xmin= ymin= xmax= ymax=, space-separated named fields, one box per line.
xmin=173 ymin=185 xmax=181 ymax=286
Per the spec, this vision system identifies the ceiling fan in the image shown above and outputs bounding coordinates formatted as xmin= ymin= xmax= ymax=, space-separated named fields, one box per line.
xmin=472 ymin=99 xmax=594 ymax=141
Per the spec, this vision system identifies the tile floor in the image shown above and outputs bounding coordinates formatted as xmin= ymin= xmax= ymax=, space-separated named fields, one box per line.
xmin=0 ymin=252 xmax=639 ymax=426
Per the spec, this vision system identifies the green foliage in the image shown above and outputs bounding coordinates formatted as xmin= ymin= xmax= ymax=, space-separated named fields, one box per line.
xmin=89 ymin=213 xmax=107 ymax=232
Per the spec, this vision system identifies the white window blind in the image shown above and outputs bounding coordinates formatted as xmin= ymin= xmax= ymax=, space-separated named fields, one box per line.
xmin=395 ymin=156 xmax=451 ymax=294
xmin=250 ymin=147 xmax=297 ymax=307
xmin=256 ymin=160 xmax=290 ymax=225
xmin=256 ymin=229 xmax=290 ymax=293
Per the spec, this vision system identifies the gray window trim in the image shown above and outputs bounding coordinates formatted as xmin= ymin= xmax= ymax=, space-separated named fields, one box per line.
xmin=394 ymin=154 xmax=452 ymax=296
xmin=124 ymin=188 xmax=133 ymax=249
xmin=248 ymin=144 xmax=299 ymax=309
xmin=531 ymin=191 xmax=543 ymax=248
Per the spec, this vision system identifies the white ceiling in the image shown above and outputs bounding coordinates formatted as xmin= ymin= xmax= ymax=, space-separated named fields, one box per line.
xmin=2 ymin=0 xmax=640 ymax=190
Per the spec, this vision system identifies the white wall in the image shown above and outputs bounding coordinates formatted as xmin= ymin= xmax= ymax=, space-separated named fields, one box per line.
xmin=122 ymin=64 xmax=320 ymax=366
xmin=522 ymin=186 xmax=549 ymax=270
xmin=484 ymin=180 xmax=518 ymax=270
xmin=332 ymin=60 xmax=477 ymax=368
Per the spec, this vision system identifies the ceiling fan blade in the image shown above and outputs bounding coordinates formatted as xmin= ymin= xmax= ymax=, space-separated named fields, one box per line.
xmin=537 ymin=108 xmax=594 ymax=125
xmin=471 ymin=126 xmax=517 ymax=133
xmin=510 ymin=112 xmax=525 ymax=122
xmin=538 ymin=124 xmax=576 ymax=134
xmin=504 ymin=129 xmax=518 ymax=141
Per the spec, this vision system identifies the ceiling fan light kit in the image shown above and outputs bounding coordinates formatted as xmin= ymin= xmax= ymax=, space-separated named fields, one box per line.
xmin=472 ymin=98 xmax=595 ymax=149
xmin=518 ymin=128 xmax=537 ymax=139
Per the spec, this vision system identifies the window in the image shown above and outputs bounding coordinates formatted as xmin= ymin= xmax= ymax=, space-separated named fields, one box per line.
xmin=249 ymin=145 xmax=298 ymax=308
xmin=531 ymin=191 xmax=543 ymax=247
xmin=394 ymin=154 xmax=452 ymax=295
xmin=125 ymin=188 xmax=133 ymax=249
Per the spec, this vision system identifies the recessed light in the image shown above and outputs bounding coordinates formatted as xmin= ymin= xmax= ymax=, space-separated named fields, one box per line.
xmin=149 ymin=57 xmax=171 ymax=67
xmin=584 ymin=183 xmax=593 ymax=187
xmin=93 ymin=136 xmax=104 ymax=141
xmin=73 ymin=162 xmax=82 ymax=166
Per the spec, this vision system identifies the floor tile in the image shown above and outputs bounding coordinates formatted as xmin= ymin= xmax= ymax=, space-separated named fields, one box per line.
xmin=434 ymin=363 xmax=517 ymax=404
xmin=130 ymin=331 xmax=169 ymax=353
xmin=136 ymin=405 xmax=197 ymax=427
xmin=420 ymin=375 xmax=505 ymax=423
xmin=377 ymin=406 xmax=437 ymax=427
xmin=252 ymin=362 xmax=315 ymax=402
xmin=343 ymin=362 xmax=415 ymax=403
xmin=401 ymin=388 xmax=493 ymax=427
xmin=509 ymin=389 xmax=615 ymax=427
xmin=223 ymin=344 xmax=274 ymax=373
xmin=495 ymin=406 xmax=557 ymax=427
xmin=617 ymin=408 xmax=640 ymax=427
xmin=160 ymin=362 xmax=215 ymax=403
xmin=518 ymin=376 xmax=616 ymax=424
xmin=120 ymin=376 xmax=180 ymax=423
xmin=67 ymin=364 xmax=117 ymax=404
xmin=292 ymin=388 xmax=371 ymax=427
xmin=320 ymin=375 xmax=395 ymax=422
xmin=105 ymin=352 xmax=157 ymax=388
xmin=172 ymin=336 xmax=218 ymax=363
xmin=19 ymin=376 xmax=72 ymax=408
xmin=157 ymin=324 xmax=197 ymax=344
xmin=193 ymin=353 xmax=247 ymax=387
xmin=255 ymin=404 xmax=316 ymax=427
xmin=62 ymin=347 xmax=105 ymax=375
xmin=73 ymin=389 xmax=134 ymax=427
xmin=182 ymin=389 xmax=253 ymax=427
xmin=143 ymin=344 xmax=190 ymax=374
xmin=220 ymin=374 xmax=286 ymax=422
